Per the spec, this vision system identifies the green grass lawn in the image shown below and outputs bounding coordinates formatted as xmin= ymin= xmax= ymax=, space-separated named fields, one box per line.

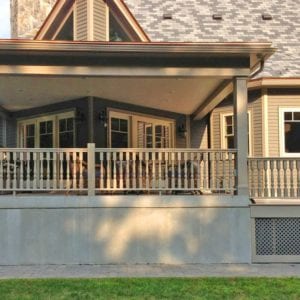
xmin=0 ymin=278 xmax=300 ymax=299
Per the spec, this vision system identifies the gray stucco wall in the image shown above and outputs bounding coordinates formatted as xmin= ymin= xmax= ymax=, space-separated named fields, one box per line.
xmin=0 ymin=195 xmax=251 ymax=265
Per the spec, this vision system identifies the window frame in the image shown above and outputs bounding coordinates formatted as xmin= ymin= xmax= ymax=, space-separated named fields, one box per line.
xmin=221 ymin=111 xmax=252 ymax=156
xmin=279 ymin=107 xmax=300 ymax=157
xmin=17 ymin=111 xmax=75 ymax=148
xmin=108 ymin=109 xmax=175 ymax=148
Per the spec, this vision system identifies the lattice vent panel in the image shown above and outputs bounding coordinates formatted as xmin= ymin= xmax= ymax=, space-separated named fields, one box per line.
xmin=255 ymin=218 xmax=300 ymax=255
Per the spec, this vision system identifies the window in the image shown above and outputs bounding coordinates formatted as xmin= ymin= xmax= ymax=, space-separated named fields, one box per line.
xmin=109 ymin=110 xmax=174 ymax=148
xmin=59 ymin=117 xmax=75 ymax=148
xmin=280 ymin=108 xmax=300 ymax=156
xmin=18 ymin=111 xmax=75 ymax=148
xmin=223 ymin=115 xmax=234 ymax=149
xmin=110 ymin=117 xmax=129 ymax=148
xmin=221 ymin=112 xmax=252 ymax=155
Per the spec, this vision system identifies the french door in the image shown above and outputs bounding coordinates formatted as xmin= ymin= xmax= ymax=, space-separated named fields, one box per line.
xmin=109 ymin=110 xmax=174 ymax=148
xmin=18 ymin=112 xmax=75 ymax=148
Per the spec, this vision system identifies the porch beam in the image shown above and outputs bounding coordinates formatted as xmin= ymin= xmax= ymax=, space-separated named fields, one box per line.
xmin=192 ymin=80 xmax=233 ymax=120
xmin=233 ymin=77 xmax=249 ymax=196
xmin=0 ymin=65 xmax=250 ymax=78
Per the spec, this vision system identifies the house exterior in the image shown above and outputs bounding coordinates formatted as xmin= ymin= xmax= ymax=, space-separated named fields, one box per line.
xmin=0 ymin=0 xmax=299 ymax=265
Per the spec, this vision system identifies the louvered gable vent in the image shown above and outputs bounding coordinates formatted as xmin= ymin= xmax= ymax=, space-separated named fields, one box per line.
xmin=74 ymin=0 xmax=109 ymax=41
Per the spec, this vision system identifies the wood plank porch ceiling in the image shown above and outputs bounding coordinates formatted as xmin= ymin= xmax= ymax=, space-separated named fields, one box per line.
xmin=0 ymin=40 xmax=275 ymax=114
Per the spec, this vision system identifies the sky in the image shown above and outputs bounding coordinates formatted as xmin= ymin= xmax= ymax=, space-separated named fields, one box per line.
xmin=0 ymin=0 xmax=10 ymax=38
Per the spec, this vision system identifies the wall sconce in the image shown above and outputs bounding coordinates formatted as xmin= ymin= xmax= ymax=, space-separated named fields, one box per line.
xmin=99 ymin=110 xmax=108 ymax=127
xmin=178 ymin=124 xmax=187 ymax=138
xmin=76 ymin=111 xmax=85 ymax=123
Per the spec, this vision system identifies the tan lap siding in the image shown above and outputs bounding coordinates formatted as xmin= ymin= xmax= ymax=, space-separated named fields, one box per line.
xmin=210 ymin=91 xmax=262 ymax=156
xmin=267 ymin=90 xmax=300 ymax=157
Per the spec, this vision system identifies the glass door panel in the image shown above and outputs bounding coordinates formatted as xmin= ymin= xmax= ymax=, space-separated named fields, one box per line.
xmin=39 ymin=120 xmax=54 ymax=148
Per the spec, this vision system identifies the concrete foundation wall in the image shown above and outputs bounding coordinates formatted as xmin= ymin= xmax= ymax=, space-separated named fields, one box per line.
xmin=0 ymin=196 xmax=251 ymax=265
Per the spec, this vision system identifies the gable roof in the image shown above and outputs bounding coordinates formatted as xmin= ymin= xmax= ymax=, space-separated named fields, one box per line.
xmin=124 ymin=0 xmax=300 ymax=78
xmin=35 ymin=0 xmax=150 ymax=42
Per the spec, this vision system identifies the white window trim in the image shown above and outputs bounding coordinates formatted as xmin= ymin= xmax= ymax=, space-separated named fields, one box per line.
xmin=279 ymin=107 xmax=300 ymax=157
xmin=108 ymin=108 xmax=175 ymax=148
xmin=108 ymin=110 xmax=131 ymax=148
xmin=17 ymin=111 xmax=75 ymax=148
xmin=220 ymin=111 xmax=252 ymax=156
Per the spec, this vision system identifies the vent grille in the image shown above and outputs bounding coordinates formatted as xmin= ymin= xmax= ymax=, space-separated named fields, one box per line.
xmin=255 ymin=218 xmax=300 ymax=255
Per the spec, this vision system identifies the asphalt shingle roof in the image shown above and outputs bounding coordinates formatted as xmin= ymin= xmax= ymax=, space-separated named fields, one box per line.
xmin=125 ymin=0 xmax=300 ymax=77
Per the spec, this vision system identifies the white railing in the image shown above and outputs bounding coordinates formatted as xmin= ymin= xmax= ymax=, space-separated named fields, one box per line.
xmin=94 ymin=148 xmax=236 ymax=194
xmin=0 ymin=148 xmax=88 ymax=192
xmin=249 ymin=157 xmax=300 ymax=198
xmin=0 ymin=145 xmax=237 ymax=195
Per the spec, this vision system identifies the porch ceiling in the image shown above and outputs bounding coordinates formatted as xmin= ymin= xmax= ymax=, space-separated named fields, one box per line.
xmin=0 ymin=75 xmax=224 ymax=113
xmin=0 ymin=40 xmax=276 ymax=114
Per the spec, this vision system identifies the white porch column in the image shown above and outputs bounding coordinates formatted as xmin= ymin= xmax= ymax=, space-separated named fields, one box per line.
xmin=233 ymin=77 xmax=249 ymax=196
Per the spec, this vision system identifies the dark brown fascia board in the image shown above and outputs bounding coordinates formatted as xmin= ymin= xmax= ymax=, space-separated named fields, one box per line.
xmin=35 ymin=0 xmax=75 ymax=40
xmin=0 ymin=40 xmax=276 ymax=57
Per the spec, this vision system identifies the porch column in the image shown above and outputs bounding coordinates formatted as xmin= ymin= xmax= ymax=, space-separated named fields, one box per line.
xmin=233 ymin=77 xmax=249 ymax=196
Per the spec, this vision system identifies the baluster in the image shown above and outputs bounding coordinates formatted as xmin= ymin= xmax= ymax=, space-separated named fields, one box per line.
xmin=59 ymin=152 xmax=64 ymax=190
xmin=203 ymin=152 xmax=209 ymax=190
xmin=190 ymin=153 xmax=195 ymax=191
xmin=53 ymin=151 xmax=57 ymax=190
xmin=270 ymin=160 xmax=275 ymax=198
xmin=65 ymin=152 xmax=70 ymax=190
xmin=0 ymin=151 xmax=3 ymax=190
xmin=257 ymin=160 xmax=262 ymax=197
xmin=19 ymin=152 xmax=24 ymax=191
xmin=184 ymin=152 xmax=188 ymax=190
xmin=99 ymin=152 xmax=104 ymax=190
xmin=209 ymin=152 xmax=215 ymax=191
xmin=171 ymin=152 xmax=175 ymax=190
xmin=150 ymin=151 xmax=155 ymax=190
xmin=132 ymin=151 xmax=136 ymax=190
xmin=26 ymin=152 xmax=31 ymax=190
xmin=220 ymin=152 xmax=225 ymax=192
xmin=277 ymin=160 xmax=282 ymax=197
xmin=112 ymin=151 xmax=117 ymax=190
xmin=119 ymin=152 xmax=124 ymax=190
xmin=107 ymin=152 xmax=111 ymax=190
xmin=32 ymin=152 xmax=37 ymax=190
xmin=158 ymin=151 xmax=162 ymax=190
xmin=46 ymin=152 xmax=50 ymax=190
xmin=297 ymin=160 xmax=300 ymax=197
xmin=197 ymin=152 xmax=201 ymax=191
xmin=177 ymin=152 xmax=181 ymax=190
xmin=5 ymin=152 xmax=10 ymax=190
xmin=248 ymin=159 xmax=253 ymax=197
xmin=263 ymin=160 xmax=269 ymax=197
xmin=12 ymin=152 xmax=17 ymax=192
xmin=283 ymin=160 xmax=288 ymax=197
xmin=145 ymin=152 xmax=149 ymax=190
xmin=76 ymin=151 xmax=84 ymax=190
xmin=164 ymin=152 xmax=168 ymax=191
xmin=230 ymin=152 xmax=236 ymax=194
xmin=290 ymin=160 xmax=295 ymax=198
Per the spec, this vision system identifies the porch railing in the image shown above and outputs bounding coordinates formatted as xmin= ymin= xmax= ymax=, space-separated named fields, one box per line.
xmin=249 ymin=157 xmax=300 ymax=198
xmin=0 ymin=145 xmax=237 ymax=195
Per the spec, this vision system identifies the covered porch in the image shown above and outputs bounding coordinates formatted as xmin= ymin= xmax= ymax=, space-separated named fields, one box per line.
xmin=0 ymin=40 xmax=276 ymax=197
